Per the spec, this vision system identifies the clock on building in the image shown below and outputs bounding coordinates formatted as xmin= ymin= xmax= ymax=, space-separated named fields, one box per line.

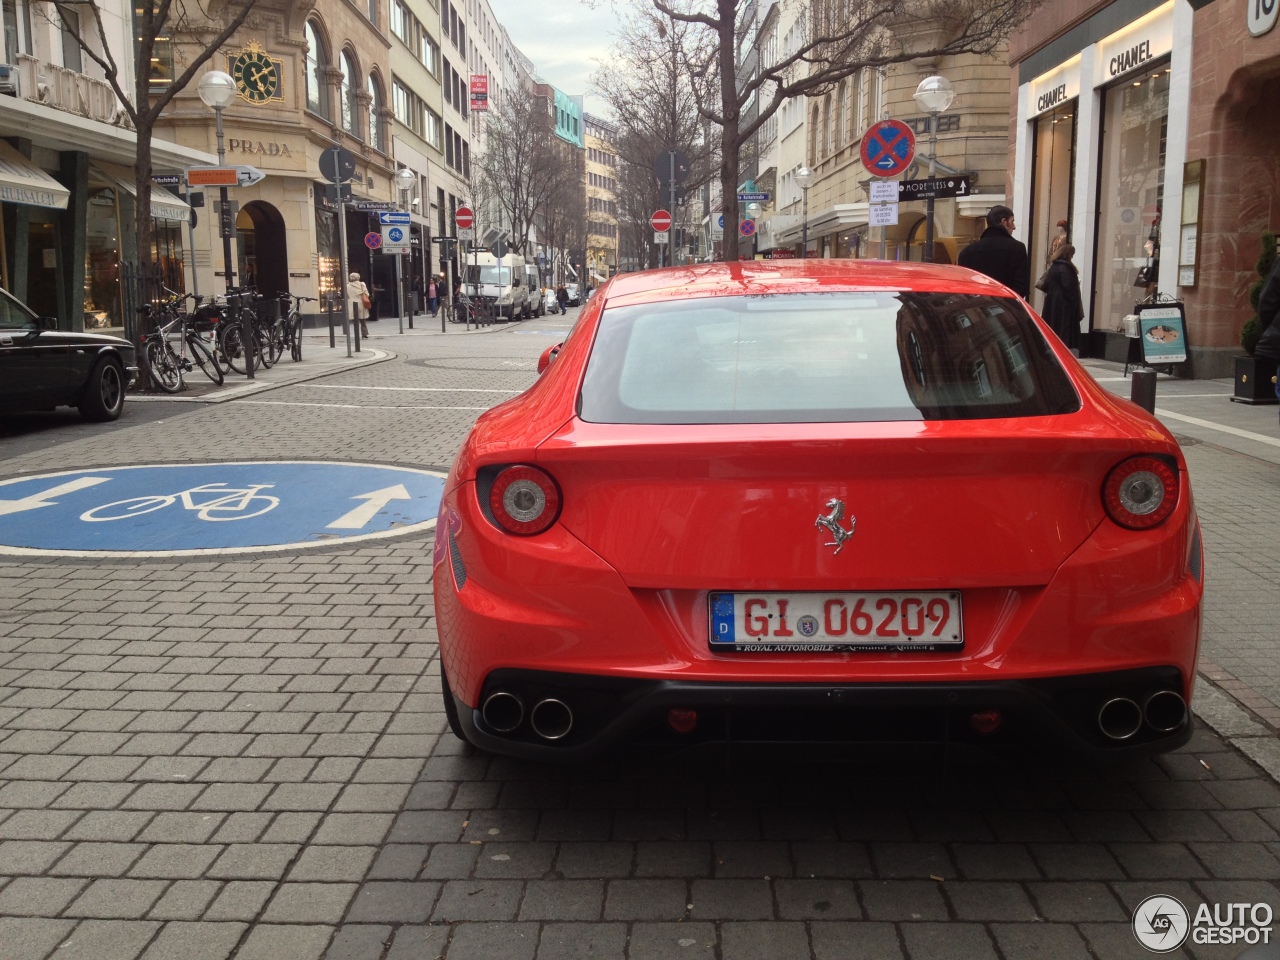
xmin=229 ymin=41 xmax=283 ymax=104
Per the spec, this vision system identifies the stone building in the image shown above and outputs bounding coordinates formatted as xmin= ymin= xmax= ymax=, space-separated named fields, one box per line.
xmin=154 ymin=0 xmax=398 ymax=317
xmin=584 ymin=113 xmax=618 ymax=281
xmin=1007 ymin=0 xmax=1279 ymax=376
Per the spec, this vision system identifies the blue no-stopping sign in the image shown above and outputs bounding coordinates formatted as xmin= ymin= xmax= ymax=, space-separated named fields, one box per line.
xmin=0 ymin=462 xmax=445 ymax=557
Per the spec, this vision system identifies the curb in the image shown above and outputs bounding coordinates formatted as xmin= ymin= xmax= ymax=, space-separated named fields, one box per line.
xmin=1192 ymin=676 xmax=1280 ymax=781
xmin=128 ymin=348 xmax=394 ymax=404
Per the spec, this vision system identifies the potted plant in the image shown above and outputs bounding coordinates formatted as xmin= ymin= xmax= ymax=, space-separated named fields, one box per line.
xmin=1233 ymin=231 xmax=1280 ymax=404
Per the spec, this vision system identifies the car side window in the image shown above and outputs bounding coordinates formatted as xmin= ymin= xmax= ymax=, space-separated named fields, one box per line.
xmin=0 ymin=290 xmax=35 ymax=330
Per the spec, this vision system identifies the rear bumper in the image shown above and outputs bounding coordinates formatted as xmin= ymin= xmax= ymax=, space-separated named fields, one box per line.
xmin=454 ymin=665 xmax=1192 ymax=762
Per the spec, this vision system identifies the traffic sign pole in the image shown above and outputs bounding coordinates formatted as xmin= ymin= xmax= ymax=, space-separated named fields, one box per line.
xmin=332 ymin=146 xmax=353 ymax=358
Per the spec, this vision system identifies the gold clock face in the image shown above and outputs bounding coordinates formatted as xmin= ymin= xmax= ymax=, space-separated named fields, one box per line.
xmin=231 ymin=48 xmax=281 ymax=103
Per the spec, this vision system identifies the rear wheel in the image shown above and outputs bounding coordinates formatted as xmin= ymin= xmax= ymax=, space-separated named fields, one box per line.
xmin=145 ymin=338 xmax=183 ymax=393
xmin=219 ymin=322 xmax=258 ymax=376
xmin=288 ymin=313 xmax=303 ymax=361
xmin=441 ymin=666 xmax=467 ymax=741
xmin=78 ymin=357 xmax=126 ymax=422
xmin=187 ymin=335 xmax=223 ymax=385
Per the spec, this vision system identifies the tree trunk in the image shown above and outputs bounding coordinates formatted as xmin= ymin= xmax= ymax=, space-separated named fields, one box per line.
xmin=134 ymin=121 xmax=155 ymax=274
xmin=717 ymin=0 xmax=739 ymax=262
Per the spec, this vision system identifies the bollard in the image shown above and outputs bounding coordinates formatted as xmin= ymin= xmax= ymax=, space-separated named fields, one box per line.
xmin=1131 ymin=368 xmax=1157 ymax=413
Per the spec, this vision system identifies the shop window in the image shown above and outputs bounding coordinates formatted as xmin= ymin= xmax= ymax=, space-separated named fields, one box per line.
xmin=1028 ymin=101 xmax=1077 ymax=310
xmin=134 ymin=4 xmax=174 ymax=93
xmin=305 ymin=21 xmax=330 ymax=119
xmin=1093 ymin=63 xmax=1170 ymax=333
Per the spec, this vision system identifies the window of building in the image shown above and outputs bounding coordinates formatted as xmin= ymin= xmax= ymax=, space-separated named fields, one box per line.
xmin=1093 ymin=62 xmax=1170 ymax=334
xmin=134 ymin=3 xmax=174 ymax=93
xmin=367 ymin=73 xmax=385 ymax=151
xmin=425 ymin=106 xmax=441 ymax=147
xmin=391 ymin=0 xmax=405 ymax=40
xmin=367 ymin=0 xmax=378 ymax=27
xmin=422 ymin=32 xmax=439 ymax=75
xmin=809 ymin=104 xmax=820 ymax=165
xmin=445 ymin=123 xmax=454 ymax=167
xmin=305 ymin=21 xmax=329 ymax=118
xmin=340 ymin=50 xmax=359 ymax=136
xmin=60 ymin=8 xmax=82 ymax=71
xmin=1028 ymin=100 xmax=1077 ymax=311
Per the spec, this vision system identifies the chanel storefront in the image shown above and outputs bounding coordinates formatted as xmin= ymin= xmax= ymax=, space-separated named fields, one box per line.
xmin=1012 ymin=0 xmax=1193 ymax=361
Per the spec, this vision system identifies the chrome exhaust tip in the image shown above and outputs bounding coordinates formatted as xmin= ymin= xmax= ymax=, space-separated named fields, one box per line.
xmin=1144 ymin=690 xmax=1188 ymax=733
xmin=481 ymin=691 xmax=524 ymax=733
xmin=1098 ymin=697 xmax=1143 ymax=741
xmin=529 ymin=698 xmax=573 ymax=740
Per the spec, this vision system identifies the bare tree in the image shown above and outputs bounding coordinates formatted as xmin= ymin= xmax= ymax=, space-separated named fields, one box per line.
xmin=475 ymin=87 xmax=578 ymax=256
xmin=593 ymin=7 xmax=716 ymax=264
xmin=652 ymin=0 xmax=1038 ymax=243
xmin=540 ymin=143 xmax=586 ymax=284
xmin=49 ymin=0 xmax=260 ymax=270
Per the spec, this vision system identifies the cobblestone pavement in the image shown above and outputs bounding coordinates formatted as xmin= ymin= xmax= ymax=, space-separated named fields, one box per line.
xmin=1 ymin=313 xmax=1279 ymax=960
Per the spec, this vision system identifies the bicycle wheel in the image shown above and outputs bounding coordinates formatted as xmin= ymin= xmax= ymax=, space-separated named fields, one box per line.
xmin=145 ymin=338 xmax=183 ymax=393
xmin=264 ymin=321 xmax=284 ymax=367
xmin=187 ymin=334 xmax=223 ymax=386
xmin=219 ymin=322 xmax=257 ymax=376
xmin=288 ymin=313 xmax=302 ymax=361
xmin=257 ymin=323 xmax=278 ymax=369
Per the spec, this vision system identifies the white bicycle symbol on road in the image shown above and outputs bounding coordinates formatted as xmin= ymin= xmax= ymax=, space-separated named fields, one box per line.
xmin=80 ymin=483 xmax=280 ymax=523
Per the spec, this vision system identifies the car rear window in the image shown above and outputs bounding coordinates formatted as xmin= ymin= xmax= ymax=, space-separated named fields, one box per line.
xmin=578 ymin=291 xmax=1080 ymax=424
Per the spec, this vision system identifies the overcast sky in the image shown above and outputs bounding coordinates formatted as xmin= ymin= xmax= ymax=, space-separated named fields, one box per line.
xmin=485 ymin=0 xmax=620 ymax=116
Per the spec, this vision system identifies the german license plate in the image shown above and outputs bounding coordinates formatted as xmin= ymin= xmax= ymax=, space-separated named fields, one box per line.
xmin=709 ymin=591 xmax=963 ymax=652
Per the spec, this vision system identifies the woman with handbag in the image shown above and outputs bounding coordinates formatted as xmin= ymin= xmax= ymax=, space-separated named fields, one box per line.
xmin=347 ymin=271 xmax=371 ymax=339
xmin=1038 ymin=243 xmax=1083 ymax=351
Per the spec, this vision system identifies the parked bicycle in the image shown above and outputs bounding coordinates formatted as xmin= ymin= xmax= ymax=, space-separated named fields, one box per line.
xmin=137 ymin=293 xmax=224 ymax=393
xmin=277 ymin=292 xmax=317 ymax=362
xmin=217 ymin=287 xmax=277 ymax=375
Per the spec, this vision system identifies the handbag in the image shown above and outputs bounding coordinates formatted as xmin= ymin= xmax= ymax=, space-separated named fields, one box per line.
xmin=360 ymin=293 xmax=372 ymax=310
xmin=1035 ymin=268 xmax=1051 ymax=293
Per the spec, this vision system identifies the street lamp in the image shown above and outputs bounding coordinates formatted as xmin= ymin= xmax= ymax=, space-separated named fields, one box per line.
xmin=795 ymin=165 xmax=813 ymax=256
xmin=198 ymin=69 xmax=251 ymax=377
xmin=913 ymin=75 xmax=955 ymax=264
xmin=394 ymin=166 xmax=416 ymax=334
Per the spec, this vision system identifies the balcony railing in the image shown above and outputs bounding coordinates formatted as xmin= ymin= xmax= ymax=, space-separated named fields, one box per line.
xmin=16 ymin=54 xmax=133 ymax=129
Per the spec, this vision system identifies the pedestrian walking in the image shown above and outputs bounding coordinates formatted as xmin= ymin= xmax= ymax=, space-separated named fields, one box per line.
xmin=346 ymin=271 xmax=371 ymax=339
xmin=1254 ymin=255 xmax=1280 ymax=419
xmin=957 ymin=204 xmax=1031 ymax=299
xmin=1038 ymin=243 xmax=1083 ymax=351
xmin=556 ymin=284 xmax=568 ymax=312
xmin=428 ymin=276 xmax=439 ymax=318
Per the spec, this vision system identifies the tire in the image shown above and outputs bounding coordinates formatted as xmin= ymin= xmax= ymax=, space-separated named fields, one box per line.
xmin=219 ymin=323 xmax=258 ymax=376
xmin=145 ymin=338 xmax=183 ymax=393
xmin=187 ymin=335 xmax=223 ymax=385
xmin=441 ymin=666 xmax=467 ymax=742
xmin=288 ymin=314 xmax=302 ymax=361
xmin=77 ymin=356 xmax=126 ymax=422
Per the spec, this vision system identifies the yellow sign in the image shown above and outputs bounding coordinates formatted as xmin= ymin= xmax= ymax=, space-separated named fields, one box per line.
xmin=229 ymin=41 xmax=283 ymax=104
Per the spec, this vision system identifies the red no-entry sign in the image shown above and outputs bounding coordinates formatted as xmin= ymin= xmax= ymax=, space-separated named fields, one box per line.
xmin=650 ymin=209 xmax=672 ymax=232
xmin=456 ymin=206 xmax=474 ymax=229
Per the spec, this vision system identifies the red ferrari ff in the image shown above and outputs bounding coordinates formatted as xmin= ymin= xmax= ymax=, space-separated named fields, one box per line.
xmin=433 ymin=260 xmax=1202 ymax=760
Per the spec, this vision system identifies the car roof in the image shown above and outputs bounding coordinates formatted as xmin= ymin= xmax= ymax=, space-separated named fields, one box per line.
xmin=602 ymin=259 xmax=1017 ymax=307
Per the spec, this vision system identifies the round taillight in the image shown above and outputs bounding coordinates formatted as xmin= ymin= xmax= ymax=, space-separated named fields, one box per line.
xmin=488 ymin=465 xmax=560 ymax=535
xmin=1102 ymin=456 xmax=1178 ymax=529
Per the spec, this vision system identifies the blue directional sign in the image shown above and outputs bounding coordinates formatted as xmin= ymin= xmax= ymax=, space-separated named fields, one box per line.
xmin=0 ymin=462 xmax=445 ymax=557
xmin=379 ymin=212 xmax=411 ymax=225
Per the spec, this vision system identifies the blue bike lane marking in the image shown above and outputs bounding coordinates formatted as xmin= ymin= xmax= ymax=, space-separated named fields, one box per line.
xmin=0 ymin=461 xmax=446 ymax=557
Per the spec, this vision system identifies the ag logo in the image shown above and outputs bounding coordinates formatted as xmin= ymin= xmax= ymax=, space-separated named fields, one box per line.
xmin=1133 ymin=895 xmax=1190 ymax=952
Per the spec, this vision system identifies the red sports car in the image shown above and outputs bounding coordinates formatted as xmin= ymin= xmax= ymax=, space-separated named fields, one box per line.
xmin=433 ymin=260 xmax=1202 ymax=760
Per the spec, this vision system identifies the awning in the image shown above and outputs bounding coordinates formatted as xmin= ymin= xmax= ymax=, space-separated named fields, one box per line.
xmin=0 ymin=140 xmax=70 ymax=210
xmin=93 ymin=163 xmax=190 ymax=222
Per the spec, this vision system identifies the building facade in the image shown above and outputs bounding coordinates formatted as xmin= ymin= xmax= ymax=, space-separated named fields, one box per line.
xmin=584 ymin=113 xmax=618 ymax=281
xmin=1008 ymin=0 xmax=1275 ymax=377
xmin=0 ymin=0 xmax=213 ymax=333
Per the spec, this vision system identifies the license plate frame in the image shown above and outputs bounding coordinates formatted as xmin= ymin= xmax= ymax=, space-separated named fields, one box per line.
xmin=709 ymin=590 xmax=964 ymax=652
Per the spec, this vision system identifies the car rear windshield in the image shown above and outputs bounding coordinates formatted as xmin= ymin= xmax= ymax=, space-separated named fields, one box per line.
xmin=578 ymin=291 xmax=1081 ymax=424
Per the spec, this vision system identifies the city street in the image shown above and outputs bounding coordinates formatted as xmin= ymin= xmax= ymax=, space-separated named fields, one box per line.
xmin=2 ymin=312 xmax=1279 ymax=960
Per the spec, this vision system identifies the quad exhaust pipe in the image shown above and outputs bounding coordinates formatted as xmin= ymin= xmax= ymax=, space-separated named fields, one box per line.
xmin=481 ymin=691 xmax=524 ymax=733
xmin=1097 ymin=691 xmax=1188 ymax=740
xmin=530 ymin=698 xmax=573 ymax=740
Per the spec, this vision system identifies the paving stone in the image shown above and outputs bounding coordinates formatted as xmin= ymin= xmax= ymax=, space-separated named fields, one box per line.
xmin=136 ymin=813 xmax=224 ymax=844
xmin=62 ymin=812 xmax=154 ymax=843
xmin=1110 ymin=842 xmax=1210 ymax=879
xmin=261 ymin=883 xmax=358 ymax=923
xmin=0 ymin=877 xmax=87 ymax=917
xmin=945 ymin=880 xmax=1041 ymax=920
xmin=518 ymin=879 xmax=604 ymax=920
xmin=63 ymin=878 xmax=168 ymax=918
xmin=602 ymin=878 xmax=687 ymax=921
xmin=323 ymin=924 xmax=393 ymax=960
xmin=382 ymin=924 xmax=451 ymax=960
xmin=1191 ymin=842 xmax=1280 ymax=878
xmin=444 ymin=922 xmax=538 ymax=960
xmin=792 ymin=840 xmax=874 ymax=878
xmin=312 ymin=813 xmax=395 ymax=846
xmin=555 ymin=842 xmax=634 ymax=878
xmin=952 ymin=843 xmax=1042 ymax=879
xmin=0 ymin=840 xmax=71 ymax=874
xmin=534 ymin=922 xmax=627 ymax=960
xmin=626 ymin=922 xmax=718 ymax=960
xmin=287 ymin=845 xmax=378 ymax=882
xmin=54 ymin=919 xmax=161 ymax=960
xmin=689 ymin=878 xmax=773 ymax=920
xmin=774 ymin=878 xmax=861 ymax=920
xmin=202 ymin=880 xmax=276 ymax=921
xmin=990 ymin=922 xmax=1093 ymax=960
xmin=474 ymin=841 xmax=557 ymax=879
xmin=1026 ymin=881 xmax=1128 ymax=921
xmin=810 ymin=921 xmax=904 ymax=959
xmin=50 ymin=842 xmax=147 ymax=878
xmin=712 ymin=840 xmax=792 ymax=878
xmin=901 ymin=923 xmax=998 ymax=960
xmin=433 ymin=879 xmax=523 ymax=922
xmin=235 ymin=924 xmax=334 ymax=960
xmin=147 ymin=880 xmax=222 ymax=920
xmin=206 ymin=843 xmax=300 ymax=880
xmin=859 ymin=880 xmax=949 ymax=921
xmin=346 ymin=881 xmax=441 ymax=923
xmin=719 ymin=921 xmax=809 ymax=960
xmin=0 ymin=918 xmax=77 ymax=960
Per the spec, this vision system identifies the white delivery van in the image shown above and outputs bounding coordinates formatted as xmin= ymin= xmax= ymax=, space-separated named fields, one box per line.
xmin=463 ymin=252 xmax=530 ymax=320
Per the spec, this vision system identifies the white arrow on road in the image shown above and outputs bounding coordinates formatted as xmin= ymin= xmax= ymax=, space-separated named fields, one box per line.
xmin=326 ymin=485 xmax=412 ymax=530
xmin=0 ymin=477 xmax=111 ymax=517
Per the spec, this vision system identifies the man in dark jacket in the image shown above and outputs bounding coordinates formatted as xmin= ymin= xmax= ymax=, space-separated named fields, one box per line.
xmin=957 ymin=204 xmax=1030 ymax=299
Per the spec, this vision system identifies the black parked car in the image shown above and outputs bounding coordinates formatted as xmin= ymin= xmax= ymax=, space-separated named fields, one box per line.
xmin=0 ymin=287 xmax=138 ymax=422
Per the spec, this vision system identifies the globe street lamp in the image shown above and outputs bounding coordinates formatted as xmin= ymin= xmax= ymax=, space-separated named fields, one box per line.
xmin=394 ymin=166 xmax=416 ymax=333
xmin=795 ymin=165 xmax=814 ymax=257
xmin=198 ymin=69 xmax=250 ymax=376
xmin=746 ymin=201 xmax=762 ymax=259
xmin=913 ymin=75 xmax=955 ymax=264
